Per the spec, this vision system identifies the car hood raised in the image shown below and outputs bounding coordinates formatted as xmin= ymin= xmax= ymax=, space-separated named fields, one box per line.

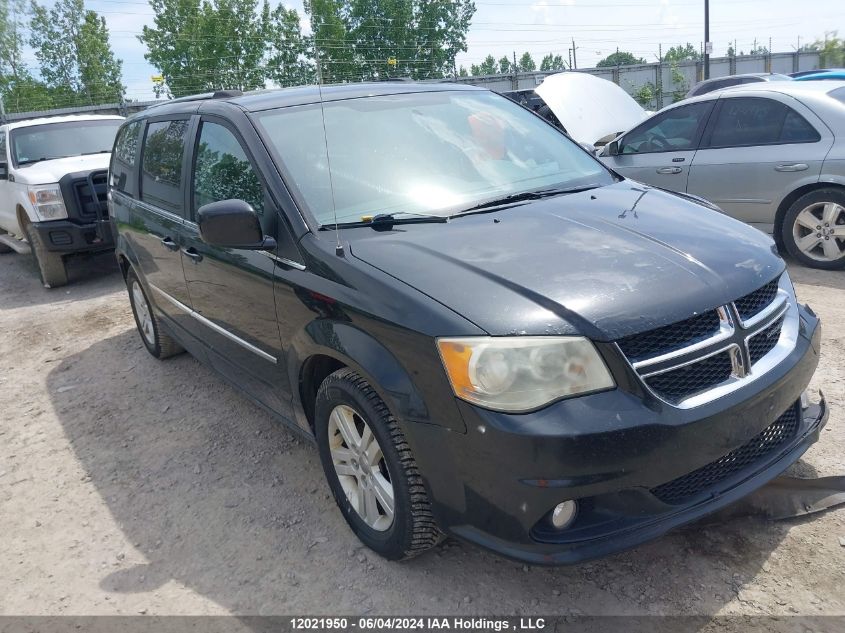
xmin=12 ymin=153 xmax=111 ymax=186
xmin=535 ymin=72 xmax=648 ymax=146
xmin=349 ymin=182 xmax=785 ymax=340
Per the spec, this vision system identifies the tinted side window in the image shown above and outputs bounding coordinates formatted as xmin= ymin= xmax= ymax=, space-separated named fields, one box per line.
xmin=621 ymin=102 xmax=711 ymax=154
xmin=707 ymin=97 xmax=819 ymax=147
xmin=141 ymin=119 xmax=189 ymax=215
xmin=192 ymin=122 xmax=264 ymax=216
xmin=110 ymin=121 xmax=142 ymax=194
xmin=780 ymin=110 xmax=821 ymax=142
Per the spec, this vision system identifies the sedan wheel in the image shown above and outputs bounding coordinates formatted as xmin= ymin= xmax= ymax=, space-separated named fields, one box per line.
xmin=792 ymin=201 xmax=845 ymax=263
xmin=328 ymin=404 xmax=395 ymax=531
xmin=783 ymin=189 xmax=845 ymax=270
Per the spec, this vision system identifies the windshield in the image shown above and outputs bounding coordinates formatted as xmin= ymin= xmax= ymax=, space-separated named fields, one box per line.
xmin=254 ymin=90 xmax=613 ymax=225
xmin=10 ymin=119 xmax=122 ymax=167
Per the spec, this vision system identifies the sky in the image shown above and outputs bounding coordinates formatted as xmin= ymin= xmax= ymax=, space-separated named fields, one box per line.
xmin=14 ymin=0 xmax=845 ymax=101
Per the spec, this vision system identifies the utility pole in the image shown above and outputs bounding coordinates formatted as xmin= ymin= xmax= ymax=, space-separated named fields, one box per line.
xmin=703 ymin=0 xmax=710 ymax=79
xmin=572 ymin=38 xmax=577 ymax=69
xmin=568 ymin=48 xmax=572 ymax=70
xmin=512 ymin=51 xmax=518 ymax=89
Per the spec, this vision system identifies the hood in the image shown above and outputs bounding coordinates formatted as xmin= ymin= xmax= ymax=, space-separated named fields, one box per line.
xmin=535 ymin=73 xmax=647 ymax=146
xmin=348 ymin=182 xmax=784 ymax=340
xmin=12 ymin=153 xmax=111 ymax=186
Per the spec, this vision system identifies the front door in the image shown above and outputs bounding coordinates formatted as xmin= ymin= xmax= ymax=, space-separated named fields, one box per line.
xmin=687 ymin=95 xmax=833 ymax=231
xmin=130 ymin=117 xmax=195 ymax=329
xmin=603 ymin=101 xmax=715 ymax=193
xmin=0 ymin=130 xmax=14 ymax=234
xmin=179 ymin=119 xmax=290 ymax=416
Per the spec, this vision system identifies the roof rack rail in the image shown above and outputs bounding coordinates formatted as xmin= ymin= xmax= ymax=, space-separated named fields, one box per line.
xmin=148 ymin=89 xmax=244 ymax=108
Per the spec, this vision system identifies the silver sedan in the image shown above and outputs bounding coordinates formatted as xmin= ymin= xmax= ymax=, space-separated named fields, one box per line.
xmin=599 ymin=81 xmax=845 ymax=269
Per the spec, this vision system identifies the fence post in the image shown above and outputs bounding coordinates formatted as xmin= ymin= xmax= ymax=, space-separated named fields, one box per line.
xmin=655 ymin=60 xmax=663 ymax=110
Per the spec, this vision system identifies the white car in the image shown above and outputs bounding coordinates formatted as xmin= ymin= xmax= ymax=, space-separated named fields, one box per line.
xmin=0 ymin=114 xmax=124 ymax=287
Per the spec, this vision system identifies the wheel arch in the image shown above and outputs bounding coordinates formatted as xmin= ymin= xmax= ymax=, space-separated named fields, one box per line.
xmin=774 ymin=181 xmax=845 ymax=247
xmin=290 ymin=321 xmax=448 ymax=436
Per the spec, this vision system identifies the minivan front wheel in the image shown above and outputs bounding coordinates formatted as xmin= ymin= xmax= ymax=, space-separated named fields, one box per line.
xmin=783 ymin=189 xmax=845 ymax=269
xmin=126 ymin=269 xmax=184 ymax=359
xmin=315 ymin=368 xmax=441 ymax=560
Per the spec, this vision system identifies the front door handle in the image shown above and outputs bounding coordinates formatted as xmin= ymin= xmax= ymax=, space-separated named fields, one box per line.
xmin=775 ymin=163 xmax=809 ymax=172
xmin=656 ymin=167 xmax=683 ymax=174
xmin=182 ymin=247 xmax=203 ymax=263
xmin=160 ymin=236 xmax=179 ymax=251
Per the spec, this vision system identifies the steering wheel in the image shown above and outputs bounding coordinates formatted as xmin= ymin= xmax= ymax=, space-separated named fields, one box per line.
xmin=643 ymin=133 xmax=668 ymax=152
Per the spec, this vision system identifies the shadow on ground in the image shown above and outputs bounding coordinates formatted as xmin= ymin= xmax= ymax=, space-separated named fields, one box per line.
xmin=47 ymin=330 xmax=819 ymax=621
xmin=0 ymin=250 xmax=121 ymax=310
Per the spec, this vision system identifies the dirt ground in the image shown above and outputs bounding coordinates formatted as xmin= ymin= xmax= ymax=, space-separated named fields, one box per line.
xmin=0 ymin=249 xmax=843 ymax=620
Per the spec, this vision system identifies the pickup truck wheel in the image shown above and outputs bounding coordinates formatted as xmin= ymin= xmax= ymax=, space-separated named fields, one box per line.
xmin=126 ymin=269 xmax=184 ymax=359
xmin=23 ymin=224 xmax=67 ymax=288
xmin=315 ymin=368 xmax=441 ymax=560
xmin=782 ymin=189 xmax=845 ymax=269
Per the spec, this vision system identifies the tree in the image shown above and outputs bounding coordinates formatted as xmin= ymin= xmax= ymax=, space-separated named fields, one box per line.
xmin=308 ymin=0 xmax=476 ymax=82
xmin=750 ymin=42 xmax=769 ymax=55
xmin=803 ymin=31 xmax=844 ymax=67
xmin=518 ymin=51 xmax=535 ymax=71
xmin=540 ymin=53 xmax=565 ymax=71
xmin=265 ymin=2 xmax=312 ymax=87
xmin=458 ymin=65 xmax=468 ymax=77
xmin=498 ymin=56 xmax=510 ymax=74
xmin=633 ymin=81 xmax=655 ymax=107
xmin=140 ymin=0 xmax=286 ymax=97
xmin=0 ymin=0 xmax=56 ymax=112
xmin=727 ymin=44 xmax=736 ymax=57
xmin=30 ymin=0 xmax=124 ymax=105
xmin=597 ymin=50 xmax=645 ymax=67
xmin=476 ymin=54 xmax=497 ymax=75
xmin=664 ymin=43 xmax=699 ymax=62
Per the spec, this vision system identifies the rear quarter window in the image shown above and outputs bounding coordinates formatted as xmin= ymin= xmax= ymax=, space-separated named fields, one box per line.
xmin=110 ymin=121 xmax=143 ymax=195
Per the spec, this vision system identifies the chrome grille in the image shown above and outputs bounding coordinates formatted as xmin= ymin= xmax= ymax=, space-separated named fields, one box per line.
xmin=645 ymin=351 xmax=734 ymax=403
xmin=650 ymin=403 xmax=799 ymax=505
xmin=617 ymin=311 xmax=720 ymax=362
xmin=748 ymin=315 xmax=785 ymax=366
xmin=616 ymin=274 xmax=793 ymax=407
xmin=735 ymin=278 xmax=779 ymax=322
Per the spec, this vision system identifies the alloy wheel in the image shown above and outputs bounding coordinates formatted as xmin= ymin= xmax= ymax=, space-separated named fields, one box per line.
xmin=792 ymin=201 xmax=845 ymax=263
xmin=131 ymin=280 xmax=155 ymax=345
xmin=328 ymin=404 xmax=395 ymax=531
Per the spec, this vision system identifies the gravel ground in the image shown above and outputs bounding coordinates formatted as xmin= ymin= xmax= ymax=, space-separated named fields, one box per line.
xmin=0 ymin=249 xmax=843 ymax=620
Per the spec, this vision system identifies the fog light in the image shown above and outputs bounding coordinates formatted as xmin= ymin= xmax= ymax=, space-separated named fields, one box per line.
xmin=551 ymin=500 xmax=577 ymax=529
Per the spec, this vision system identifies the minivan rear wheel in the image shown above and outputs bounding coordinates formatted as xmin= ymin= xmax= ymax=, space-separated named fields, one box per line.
xmin=315 ymin=368 xmax=441 ymax=560
xmin=126 ymin=269 xmax=184 ymax=359
xmin=782 ymin=189 xmax=845 ymax=269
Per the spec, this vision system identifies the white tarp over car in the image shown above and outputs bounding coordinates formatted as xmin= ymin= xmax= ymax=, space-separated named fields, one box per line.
xmin=535 ymin=72 xmax=648 ymax=146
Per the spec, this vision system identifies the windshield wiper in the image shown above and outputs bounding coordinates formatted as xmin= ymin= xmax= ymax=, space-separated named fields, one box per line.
xmin=452 ymin=184 xmax=602 ymax=217
xmin=16 ymin=157 xmax=55 ymax=166
xmin=320 ymin=212 xmax=448 ymax=230
xmin=79 ymin=150 xmax=111 ymax=156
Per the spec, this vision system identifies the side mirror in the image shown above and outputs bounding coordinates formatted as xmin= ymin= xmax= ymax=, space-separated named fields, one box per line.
xmin=578 ymin=141 xmax=597 ymax=154
xmin=0 ymin=162 xmax=8 ymax=180
xmin=605 ymin=140 xmax=620 ymax=156
xmin=197 ymin=199 xmax=276 ymax=250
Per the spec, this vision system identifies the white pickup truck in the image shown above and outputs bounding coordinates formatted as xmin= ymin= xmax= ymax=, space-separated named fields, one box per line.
xmin=0 ymin=114 xmax=124 ymax=287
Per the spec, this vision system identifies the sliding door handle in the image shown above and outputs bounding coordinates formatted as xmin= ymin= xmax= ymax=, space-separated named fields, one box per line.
xmin=160 ymin=236 xmax=179 ymax=251
xmin=775 ymin=163 xmax=808 ymax=172
xmin=656 ymin=167 xmax=683 ymax=174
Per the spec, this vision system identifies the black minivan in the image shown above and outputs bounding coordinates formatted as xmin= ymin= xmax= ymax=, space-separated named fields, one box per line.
xmin=109 ymin=82 xmax=827 ymax=564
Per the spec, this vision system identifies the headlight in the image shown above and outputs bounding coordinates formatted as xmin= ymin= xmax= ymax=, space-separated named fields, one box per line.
xmin=437 ymin=336 xmax=615 ymax=412
xmin=27 ymin=185 xmax=68 ymax=220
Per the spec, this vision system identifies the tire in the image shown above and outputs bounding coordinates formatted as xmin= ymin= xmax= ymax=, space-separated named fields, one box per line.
xmin=126 ymin=269 xmax=184 ymax=359
xmin=315 ymin=368 xmax=441 ymax=560
xmin=23 ymin=223 xmax=67 ymax=288
xmin=781 ymin=188 xmax=845 ymax=270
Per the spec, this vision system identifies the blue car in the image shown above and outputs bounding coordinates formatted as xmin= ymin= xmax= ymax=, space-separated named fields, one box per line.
xmin=794 ymin=70 xmax=845 ymax=81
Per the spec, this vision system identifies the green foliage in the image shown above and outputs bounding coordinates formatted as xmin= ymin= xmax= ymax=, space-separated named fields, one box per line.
xmin=308 ymin=0 xmax=476 ymax=82
xmin=805 ymin=31 xmax=845 ymax=67
xmin=540 ymin=53 xmax=565 ymax=71
xmin=140 ymin=0 xmax=303 ymax=97
xmin=633 ymin=81 xmax=655 ymax=107
xmin=498 ymin=56 xmax=510 ymax=74
xmin=476 ymin=54 xmax=497 ymax=75
xmin=664 ymin=43 xmax=699 ymax=62
xmin=670 ymin=61 xmax=687 ymax=102
xmin=518 ymin=51 xmax=535 ymax=71
xmin=597 ymin=51 xmax=645 ymax=67
xmin=750 ymin=44 xmax=769 ymax=55
xmin=458 ymin=65 xmax=468 ymax=77
xmin=29 ymin=0 xmax=124 ymax=105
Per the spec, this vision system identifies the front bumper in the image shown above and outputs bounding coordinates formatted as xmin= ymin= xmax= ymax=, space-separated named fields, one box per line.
xmin=30 ymin=218 xmax=114 ymax=254
xmin=407 ymin=305 xmax=826 ymax=564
